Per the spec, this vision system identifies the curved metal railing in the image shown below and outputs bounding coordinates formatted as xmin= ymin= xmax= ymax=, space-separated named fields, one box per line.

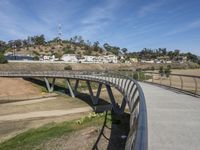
xmin=0 ymin=70 xmax=148 ymax=150
xmin=138 ymin=71 xmax=200 ymax=96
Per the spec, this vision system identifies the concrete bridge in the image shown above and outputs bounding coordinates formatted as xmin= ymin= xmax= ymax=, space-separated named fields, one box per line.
xmin=140 ymin=83 xmax=200 ymax=150
xmin=0 ymin=70 xmax=199 ymax=150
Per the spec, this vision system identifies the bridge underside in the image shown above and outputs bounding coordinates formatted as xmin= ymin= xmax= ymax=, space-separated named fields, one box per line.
xmin=43 ymin=77 xmax=127 ymax=114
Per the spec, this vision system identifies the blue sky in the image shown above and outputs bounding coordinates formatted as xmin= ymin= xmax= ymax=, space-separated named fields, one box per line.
xmin=0 ymin=0 xmax=200 ymax=55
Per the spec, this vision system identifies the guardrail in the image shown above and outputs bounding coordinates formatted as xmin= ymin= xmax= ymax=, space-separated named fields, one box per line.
xmin=0 ymin=70 xmax=148 ymax=150
xmin=136 ymin=71 xmax=200 ymax=96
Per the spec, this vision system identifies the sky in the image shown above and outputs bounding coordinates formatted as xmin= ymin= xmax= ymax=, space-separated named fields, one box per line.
xmin=0 ymin=0 xmax=200 ymax=55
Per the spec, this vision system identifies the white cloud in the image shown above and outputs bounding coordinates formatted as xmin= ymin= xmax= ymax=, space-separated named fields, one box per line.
xmin=138 ymin=0 xmax=165 ymax=17
xmin=164 ymin=19 xmax=200 ymax=36
xmin=75 ymin=0 xmax=122 ymax=39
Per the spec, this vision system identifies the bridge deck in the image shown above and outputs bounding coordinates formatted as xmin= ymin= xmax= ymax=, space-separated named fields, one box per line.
xmin=140 ymin=83 xmax=200 ymax=150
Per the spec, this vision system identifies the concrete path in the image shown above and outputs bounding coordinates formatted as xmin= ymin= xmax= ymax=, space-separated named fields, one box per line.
xmin=0 ymin=97 xmax=57 ymax=106
xmin=139 ymin=83 xmax=200 ymax=150
xmin=0 ymin=107 xmax=92 ymax=121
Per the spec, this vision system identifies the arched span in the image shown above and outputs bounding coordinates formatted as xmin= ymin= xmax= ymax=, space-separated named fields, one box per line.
xmin=0 ymin=70 xmax=148 ymax=150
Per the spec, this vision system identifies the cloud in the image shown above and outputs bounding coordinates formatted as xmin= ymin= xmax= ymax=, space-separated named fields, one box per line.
xmin=75 ymin=0 xmax=122 ymax=40
xmin=0 ymin=0 xmax=85 ymax=40
xmin=138 ymin=0 xmax=165 ymax=17
xmin=164 ymin=20 xmax=200 ymax=36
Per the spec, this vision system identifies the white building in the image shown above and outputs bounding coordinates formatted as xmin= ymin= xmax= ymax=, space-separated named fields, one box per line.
xmin=84 ymin=55 xmax=98 ymax=63
xmin=61 ymin=54 xmax=78 ymax=63
xmin=141 ymin=60 xmax=154 ymax=63
xmin=98 ymin=55 xmax=118 ymax=63
xmin=130 ymin=58 xmax=138 ymax=63
xmin=42 ymin=55 xmax=55 ymax=61
xmin=60 ymin=54 xmax=118 ymax=63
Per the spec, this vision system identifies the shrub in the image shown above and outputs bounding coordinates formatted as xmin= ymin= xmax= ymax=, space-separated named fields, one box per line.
xmin=64 ymin=65 xmax=72 ymax=70
xmin=63 ymin=47 xmax=75 ymax=54
xmin=133 ymin=71 xmax=145 ymax=80
xmin=33 ymin=56 xmax=39 ymax=60
xmin=136 ymin=68 xmax=142 ymax=71
xmin=0 ymin=53 xmax=8 ymax=64
xmin=164 ymin=65 xmax=171 ymax=77
xmin=33 ymin=50 xmax=40 ymax=56
xmin=151 ymin=66 xmax=155 ymax=71
xmin=159 ymin=66 xmax=164 ymax=76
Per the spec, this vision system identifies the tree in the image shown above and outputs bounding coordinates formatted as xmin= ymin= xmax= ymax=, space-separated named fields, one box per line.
xmin=165 ymin=65 xmax=171 ymax=77
xmin=0 ymin=40 xmax=7 ymax=53
xmin=121 ymin=48 xmax=128 ymax=54
xmin=159 ymin=66 xmax=164 ymax=76
xmin=14 ymin=40 xmax=22 ymax=48
xmin=54 ymin=52 xmax=63 ymax=60
xmin=103 ymin=43 xmax=111 ymax=51
xmin=0 ymin=52 xmax=7 ymax=63
xmin=186 ymin=52 xmax=198 ymax=63
xmin=174 ymin=49 xmax=180 ymax=57
xmin=93 ymin=41 xmax=100 ymax=51
xmin=34 ymin=35 xmax=45 ymax=45
xmin=103 ymin=43 xmax=120 ymax=55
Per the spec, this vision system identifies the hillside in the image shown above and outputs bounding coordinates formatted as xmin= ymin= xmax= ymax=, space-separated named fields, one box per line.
xmin=2 ymin=35 xmax=122 ymax=61
xmin=5 ymin=41 xmax=111 ymax=59
xmin=1 ymin=35 xmax=200 ymax=66
xmin=0 ymin=61 xmax=199 ymax=71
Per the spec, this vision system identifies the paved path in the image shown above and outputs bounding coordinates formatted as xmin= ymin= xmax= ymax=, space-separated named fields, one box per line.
xmin=0 ymin=107 xmax=92 ymax=121
xmin=139 ymin=83 xmax=200 ymax=150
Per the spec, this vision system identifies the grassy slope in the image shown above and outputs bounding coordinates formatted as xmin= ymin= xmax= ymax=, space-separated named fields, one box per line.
xmin=0 ymin=112 xmax=109 ymax=150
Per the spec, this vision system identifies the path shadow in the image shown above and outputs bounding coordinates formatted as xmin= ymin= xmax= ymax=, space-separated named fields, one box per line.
xmin=24 ymin=77 xmax=111 ymax=111
xmin=92 ymin=111 xmax=130 ymax=150
xmin=24 ymin=77 xmax=130 ymax=149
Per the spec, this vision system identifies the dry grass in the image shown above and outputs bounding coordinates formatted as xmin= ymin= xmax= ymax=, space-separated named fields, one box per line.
xmin=146 ymin=69 xmax=200 ymax=95
xmin=0 ymin=77 xmax=124 ymax=143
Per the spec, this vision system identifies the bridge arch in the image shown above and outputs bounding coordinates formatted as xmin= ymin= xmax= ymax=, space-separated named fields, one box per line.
xmin=0 ymin=70 xmax=148 ymax=150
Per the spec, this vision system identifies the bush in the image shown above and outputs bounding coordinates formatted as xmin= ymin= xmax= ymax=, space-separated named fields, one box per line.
xmin=133 ymin=72 xmax=144 ymax=80
xmin=33 ymin=50 xmax=40 ymax=56
xmin=33 ymin=56 xmax=39 ymax=60
xmin=63 ymin=47 xmax=75 ymax=54
xmin=136 ymin=68 xmax=142 ymax=71
xmin=0 ymin=53 xmax=8 ymax=64
xmin=164 ymin=65 xmax=171 ymax=77
xmin=159 ymin=66 xmax=164 ymax=76
xmin=64 ymin=65 xmax=72 ymax=70
xmin=151 ymin=66 xmax=155 ymax=71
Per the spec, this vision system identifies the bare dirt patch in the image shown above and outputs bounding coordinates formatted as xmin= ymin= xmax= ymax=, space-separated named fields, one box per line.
xmin=0 ymin=77 xmax=55 ymax=103
xmin=172 ymin=69 xmax=200 ymax=76
xmin=0 ymin=78 xmax=41 ymax=97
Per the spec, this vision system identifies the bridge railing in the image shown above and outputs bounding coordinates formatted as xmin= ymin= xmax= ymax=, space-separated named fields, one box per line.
xmin=0 ymin=70 xmax=148 ymax=150
xmin=136 ymin=71 xmax=200 ymax=96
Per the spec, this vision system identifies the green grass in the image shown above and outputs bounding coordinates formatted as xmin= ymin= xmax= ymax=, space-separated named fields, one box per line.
xmin=0 ymin=112 xmax=110 ymax=150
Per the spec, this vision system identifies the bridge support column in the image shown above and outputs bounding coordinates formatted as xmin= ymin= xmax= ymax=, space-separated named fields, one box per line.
xmin=105 ymin=85 xmax=121 ymax=113
xmin=120 ymin=96 xmax=127 ymax=112
xmin=66 ymin=79 xmax=75 ymax=98
xmin=86 ymin=80 xmax=102 ymax=105
xmin=44 ymin=77 xmax=55 ymax=92
xmin=74 ymin=79 xmax=79 ymax=96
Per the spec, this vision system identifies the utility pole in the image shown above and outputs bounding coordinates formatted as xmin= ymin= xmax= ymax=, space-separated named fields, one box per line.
xmin=57 ymin=23 xmax=62 ymax=43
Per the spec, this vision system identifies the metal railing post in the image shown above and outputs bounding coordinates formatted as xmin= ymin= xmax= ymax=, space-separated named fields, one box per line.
xmin=180 ymin=76 xmax=183 ymax=90
xmin=193 ymin=77 xmax=198 ymax=95
xmin=152 ymin=73 xmax=154 ymax=83
xmin=169 ymin=75 xmax=172 ymax=87
xmin=137 ymin=72 xmax=140 ymax=81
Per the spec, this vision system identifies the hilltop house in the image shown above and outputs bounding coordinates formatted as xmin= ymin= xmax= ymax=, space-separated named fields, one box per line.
xmin=61 ymin=54 xmax=78 ymax=63
xmin=130 ymin=58 xmax=138 ymax=63
xmin=98 ymin=55 xmax=118 ymax=63
xmin=141 ymin=59 xmax=154 ymax=63
xmin=155 ymin=56 xmax=171 ymax=64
